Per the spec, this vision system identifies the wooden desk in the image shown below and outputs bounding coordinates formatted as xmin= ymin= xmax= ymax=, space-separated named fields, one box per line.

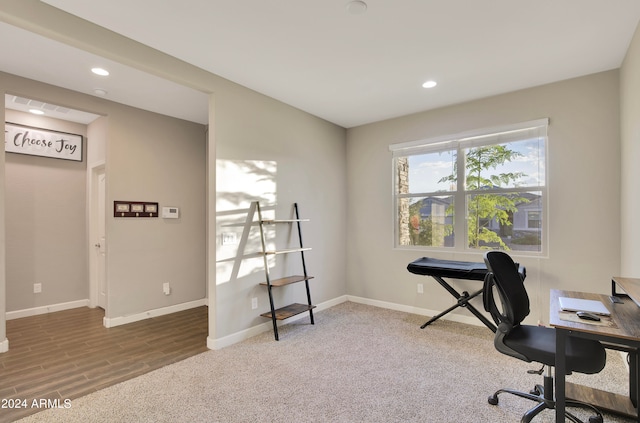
xmin=551 ymin=285 xmax=640 ymax=423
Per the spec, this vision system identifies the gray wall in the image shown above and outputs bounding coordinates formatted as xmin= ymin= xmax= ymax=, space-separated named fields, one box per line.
xmin=105 ymin=104 xmax=206 ymax=319
xmin=5 ymin=109 xmax=88 ymax=311
xmin=0 ymin=71 xmax=207 ymax=323
xmin=214 ymin=80 xmax=348 ymax=338
xmin=0 ymin=93 xmax=5 ymax=350
xmin=346 ymin=70 xmax=621 ymax=325
xmin=621 ymin=20 xmax=640 ymax=275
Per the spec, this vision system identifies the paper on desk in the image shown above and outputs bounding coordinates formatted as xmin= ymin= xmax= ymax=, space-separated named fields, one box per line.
xmin=557 ymin=311 xmax=618 ymax=329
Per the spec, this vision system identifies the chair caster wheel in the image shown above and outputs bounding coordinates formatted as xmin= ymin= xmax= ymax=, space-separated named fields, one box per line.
xmin=588 ymin=416 xmax=603 ymax=423
xmin=488 ymin=395 xmax=499 ymax=405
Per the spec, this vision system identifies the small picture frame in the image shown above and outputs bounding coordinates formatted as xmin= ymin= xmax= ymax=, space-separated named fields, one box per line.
xmin=145 ymin=204 xmax=158 ymax=213
xmin=131 ymin=204 xmax=145 ymax=213
xmin=115 ymin=203 xmax=130 ymax=213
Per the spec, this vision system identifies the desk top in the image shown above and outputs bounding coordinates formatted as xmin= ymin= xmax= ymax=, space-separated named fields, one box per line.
xmin=550 ymin=289 xmax=640 ymax=343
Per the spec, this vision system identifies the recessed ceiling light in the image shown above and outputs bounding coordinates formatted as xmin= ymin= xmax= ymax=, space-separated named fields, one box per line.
xmin=94 ymin=88 xmax=108 ymax=96
xmin=422 ymin=80 xmax=437 ymax=89
xmin=91 ymin=67 xmax=110 ymax=76
xmin=346 ymin=1 xmax=367 ymax=14
xmin=29 ymin=109 xmax=45 ymax=115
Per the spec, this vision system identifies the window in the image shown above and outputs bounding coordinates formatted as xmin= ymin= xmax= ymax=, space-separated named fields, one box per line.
xmin=391 ymin=119 xmax=547 ymax=254
xmin=527 ymin=211 xmax=541 ymax=229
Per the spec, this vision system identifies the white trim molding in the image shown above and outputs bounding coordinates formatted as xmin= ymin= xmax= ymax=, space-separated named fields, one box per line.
xmin=345 ymin=295 xmax=486 ymax=327
xmin=6 ymin=299 xmax=90 ymax=320
xmin=103 ymin=298 xmax=207 ymax=328
xmin=0 ymin=338 xmax=8 ymax=353
xmin=207 ymin=295 xmax=348 ymax=350
xmin=206 ymin=294 xmax=487 ymax=351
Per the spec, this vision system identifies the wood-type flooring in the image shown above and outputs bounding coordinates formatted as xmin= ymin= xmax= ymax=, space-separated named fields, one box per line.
xmin=0 ymin=306 xmax=208 ymax=422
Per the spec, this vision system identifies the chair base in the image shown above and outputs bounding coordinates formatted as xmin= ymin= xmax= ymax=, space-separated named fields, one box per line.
xmin=488 ymin=374 xmax=603 ymax=423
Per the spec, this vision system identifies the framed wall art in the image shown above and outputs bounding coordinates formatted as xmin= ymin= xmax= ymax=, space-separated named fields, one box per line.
xmin=5 ymin=122 xmax=83 ymax=162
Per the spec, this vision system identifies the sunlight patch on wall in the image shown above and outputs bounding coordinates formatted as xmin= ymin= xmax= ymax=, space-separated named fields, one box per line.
xmin=216 ymin=160 xmax=277 ymax=285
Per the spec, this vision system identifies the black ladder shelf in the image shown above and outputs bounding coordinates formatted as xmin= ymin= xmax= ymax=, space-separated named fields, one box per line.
xmin=256 ymin=202 xmax=315 ymax=341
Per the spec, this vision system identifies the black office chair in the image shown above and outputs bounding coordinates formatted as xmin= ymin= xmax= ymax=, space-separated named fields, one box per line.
xmin=482 ymin=251 xmax=606 ymax=423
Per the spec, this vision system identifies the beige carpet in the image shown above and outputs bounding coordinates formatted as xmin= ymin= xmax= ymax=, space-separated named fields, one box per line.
xmin=17 ymin=302 xmax=634 ymax=423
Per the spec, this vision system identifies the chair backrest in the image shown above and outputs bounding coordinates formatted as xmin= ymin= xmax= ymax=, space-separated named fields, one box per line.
xmin=483 ymin=251 xmax=529 ymax=327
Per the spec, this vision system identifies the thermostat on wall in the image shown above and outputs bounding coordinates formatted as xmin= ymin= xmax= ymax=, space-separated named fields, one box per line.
xmin=162 ymin=207 xmax=180 ymax=219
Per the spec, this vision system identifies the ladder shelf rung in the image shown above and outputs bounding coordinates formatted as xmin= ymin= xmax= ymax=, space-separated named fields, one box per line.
xmin=260 ymin=303 xmax=316 ymax=320
xmin=260 ymin=219 xmax=310 ymax=224
xmin=264 ymin=247 xmax=311 ymax=255
xmin=260 ymin=275 xmax=315 ymax=287
xmin=222 ymin=218 xmax=310 ymax=227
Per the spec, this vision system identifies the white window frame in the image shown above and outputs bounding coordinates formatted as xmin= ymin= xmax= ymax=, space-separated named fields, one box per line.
xmin=390 ymin=119 xmax=548 ymax=256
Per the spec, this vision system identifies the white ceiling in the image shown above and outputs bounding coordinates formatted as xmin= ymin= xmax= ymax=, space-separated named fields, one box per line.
xmin=4 ymin=1 xmax=640 ymax=128
xmin=0 ymin=22 xmax=209 ymax=125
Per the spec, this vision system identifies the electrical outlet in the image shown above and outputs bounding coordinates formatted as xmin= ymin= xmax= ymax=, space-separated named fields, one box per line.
xmin=34 ymin=283 xmax=42 ymax=294
xmin=221 ymin=232 xmax=238 ymax=245
xmin=251 ymin=297 xmax=258 ymax=310
xmin=163 ymin=282 xmax=171 ymax=295
xmin=417 ymin=283 xmax=424 ymax=294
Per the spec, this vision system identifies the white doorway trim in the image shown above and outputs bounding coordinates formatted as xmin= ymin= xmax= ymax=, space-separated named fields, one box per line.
xmin=89 ymin=161 xmax=106 ymax=310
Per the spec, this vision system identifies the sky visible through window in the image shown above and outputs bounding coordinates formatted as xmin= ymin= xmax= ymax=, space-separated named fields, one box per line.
xmin=406 ymin=138 xmax=544 ymax=196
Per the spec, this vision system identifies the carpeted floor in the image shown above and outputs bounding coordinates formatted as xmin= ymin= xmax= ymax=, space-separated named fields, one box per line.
xmin=16 ymin=302 xmax=635 ymax=422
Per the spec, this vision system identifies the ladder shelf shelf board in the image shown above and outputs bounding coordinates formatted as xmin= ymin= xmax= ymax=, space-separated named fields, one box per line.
xmin=260 ymin=275 xmax=315 ymax=287
xmin=260 ymin=303 xmax=317 ymax=321
xmin=263 ymin=247 xmax=312 ymax=255
xmin=260 ymin=218 xmax=310 ymax=224
xmin=255 ymin=201 xmax=316 ymax=341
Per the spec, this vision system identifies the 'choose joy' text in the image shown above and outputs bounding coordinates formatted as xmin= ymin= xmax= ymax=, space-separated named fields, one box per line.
xmin=13 ymin=131 xmax=77 ymax=155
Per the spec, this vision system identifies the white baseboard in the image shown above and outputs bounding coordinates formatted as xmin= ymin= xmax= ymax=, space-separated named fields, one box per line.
xmin=207 ymin=320 xmax=270 ymax=350
xmin=345 ymin=295 xmax=485 ymax=327
xmin=104 ymin=298 xmax=207 ymax=328
xmin=208 ymin=295 xmax=349 ymax=350
xmin=207 ymin=294 xmax=484 ymax=350
xmin=6 ymin=299 xmax=90 ymax=320
xmin=0 ymin=338 xmax=8 ymax=353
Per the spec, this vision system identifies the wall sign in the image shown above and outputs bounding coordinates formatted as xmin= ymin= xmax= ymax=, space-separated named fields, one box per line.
xmin=114 ymin=201 xmax=159 ymax=218
xmin=5 ymin=122 xmax=83 ymax=162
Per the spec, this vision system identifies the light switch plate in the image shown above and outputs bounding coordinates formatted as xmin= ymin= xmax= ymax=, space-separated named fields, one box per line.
xmin=222 ymin=232 xmax=238 ymax=245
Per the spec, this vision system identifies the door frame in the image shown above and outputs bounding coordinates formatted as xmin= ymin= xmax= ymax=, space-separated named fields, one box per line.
xmin=88 ymin=161 xmax=106 ymax=310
